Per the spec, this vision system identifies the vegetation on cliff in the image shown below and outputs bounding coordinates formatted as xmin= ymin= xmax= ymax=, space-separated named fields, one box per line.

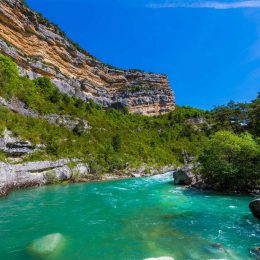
xmin=0 ymin=54 xmax=206 ymax=173
xmin=0 ymin=54 xmax=259 ymax=185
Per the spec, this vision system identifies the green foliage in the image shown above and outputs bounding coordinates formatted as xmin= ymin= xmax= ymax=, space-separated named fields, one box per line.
xmin=249 ymin=92 xmax=260 ymax=135
xmin=167 ymin=106 xmax=206 ymax=124
xmin=210 ymin=97 xmax=260 ymax=135
xmin=111 ymin=134 xmax=122 ymax=152
xmin=0 ymin=53 xmax=259 ymax=182
xmin=199 ymin=131 xmax=260 ymax=191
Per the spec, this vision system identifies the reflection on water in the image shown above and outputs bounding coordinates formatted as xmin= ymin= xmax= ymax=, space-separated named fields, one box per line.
xmin=0 ymin=172 xmax=258 ymax=260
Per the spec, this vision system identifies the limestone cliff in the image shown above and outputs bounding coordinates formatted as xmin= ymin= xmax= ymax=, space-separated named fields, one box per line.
xmin=0 ymin=0 xmax=175 ymax=115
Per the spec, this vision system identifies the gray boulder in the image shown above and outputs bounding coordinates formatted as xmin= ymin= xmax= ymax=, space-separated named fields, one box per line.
xmin=249 ymin=199 xmax=260 ymax=220
xmin=173 ymin=165 xmax=197 ymax=185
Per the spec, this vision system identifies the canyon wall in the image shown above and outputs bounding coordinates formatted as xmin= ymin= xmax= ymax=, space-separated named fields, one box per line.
xmin=0 ymin=0 xmax=175 ymax=115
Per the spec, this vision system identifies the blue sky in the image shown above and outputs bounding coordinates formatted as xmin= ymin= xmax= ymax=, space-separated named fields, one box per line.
xmin=26 ymin=0 xmax=260 ymax=109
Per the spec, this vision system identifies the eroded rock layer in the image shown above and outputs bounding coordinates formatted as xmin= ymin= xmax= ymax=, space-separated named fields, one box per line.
xmin=0 ymin=0 xmax=175 ymax=115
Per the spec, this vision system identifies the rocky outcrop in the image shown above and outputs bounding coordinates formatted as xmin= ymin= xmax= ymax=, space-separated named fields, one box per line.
xmin=128 ymin=165 xmax=175 ymax=178
xmin=0 ymin=159 xmax=90 ymax=196
xmin=185 ymin=117 xmax=207 ymax=125
xmin=249 ymin=199 xmax=260 ymax=220
xmin=173 ymin=165 xmax=199 ymax=186
xmin=0 ymin=129 xmax=45 ymax=156
xmin=0 ymin=96 xmax=89 ymax=130
xmin=0 ymin=0 xmax=175 ymax=116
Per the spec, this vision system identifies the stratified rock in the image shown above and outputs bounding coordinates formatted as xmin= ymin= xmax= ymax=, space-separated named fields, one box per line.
xmin=0 ymin=0 xmax=175 ymax=116
xmin=173 ymin=165 xmax=198 ymax=186
xmin=249 ymin=199 xmax=260 ymax=220
xmin=0 ymin=129 xmax=44 ymax=156
xmin=27 ymin=233 xmax=65 ymax=257
xmin=0 ymin=159 xmax=89 ymax=196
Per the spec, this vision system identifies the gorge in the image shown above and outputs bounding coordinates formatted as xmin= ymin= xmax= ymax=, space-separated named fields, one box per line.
xmin=0 ymin=0 xmax=259 ymax=259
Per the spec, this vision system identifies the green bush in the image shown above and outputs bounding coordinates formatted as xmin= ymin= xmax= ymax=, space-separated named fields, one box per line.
xmin=199 ymin=131 xmax=260 ymax=191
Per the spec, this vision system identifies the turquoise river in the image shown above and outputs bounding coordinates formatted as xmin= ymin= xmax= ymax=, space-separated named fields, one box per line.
xmin=0 ymin=173 xmax=259 ymax=259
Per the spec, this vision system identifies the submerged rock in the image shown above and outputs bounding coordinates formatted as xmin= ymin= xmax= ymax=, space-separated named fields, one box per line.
xmin=250 ymin=247 xmax=260 ymax=259
xmin=249 ymin=199 xmax=260 ymax=220
xmin=144 ymin=257 xmax=174 ymax=260
xmin=27 ymin=233 xmax=65 ymax=257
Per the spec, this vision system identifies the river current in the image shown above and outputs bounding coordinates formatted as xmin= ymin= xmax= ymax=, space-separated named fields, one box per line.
xmin=0 ymin=173 xmax=259 ymax=259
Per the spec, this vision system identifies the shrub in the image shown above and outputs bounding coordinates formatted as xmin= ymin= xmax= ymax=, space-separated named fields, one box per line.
xmin=112 ymin=135 xmax=122 ymax=152
xmin=199 ymin=131 xmax=260 ymax=191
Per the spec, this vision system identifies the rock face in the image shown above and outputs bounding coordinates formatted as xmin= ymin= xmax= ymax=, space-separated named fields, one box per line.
xmin=249 ymin=199 xmax=260 ymax=220
xmin=0 ymin=129 xmax=44 ymax=156
xmin=0 ymin=159 xmax=90 ymax=196
xmin=0 ymin=0 xmax=175 ymax=116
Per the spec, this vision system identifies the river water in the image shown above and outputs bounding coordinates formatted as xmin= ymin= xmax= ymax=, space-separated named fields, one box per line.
xmin=0 ymin=173 xmax=259 ymax=259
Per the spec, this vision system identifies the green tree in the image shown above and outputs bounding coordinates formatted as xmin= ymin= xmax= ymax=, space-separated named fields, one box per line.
xmin=249 ymin=93 xmax=260 ymax=135
xmin=199 ymin=131 xmax=260 ymax=191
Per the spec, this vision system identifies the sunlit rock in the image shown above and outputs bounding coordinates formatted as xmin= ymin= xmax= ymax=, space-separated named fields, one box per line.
xmin=173 ymin=165 xmax=197 ymax=185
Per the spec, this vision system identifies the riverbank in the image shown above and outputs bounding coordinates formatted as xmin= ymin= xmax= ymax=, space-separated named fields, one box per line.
xmin=0 ymin=159 xmax=176 ymax=197
xmin=172 ymin=164 xmax=260 ymax=196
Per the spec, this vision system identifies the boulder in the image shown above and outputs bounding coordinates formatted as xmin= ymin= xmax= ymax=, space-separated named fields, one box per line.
xmin=27 ymin=233 xmax=65 ymax=257
xmin=249 ymin=199 xmax=260 ymax=220
xmin=144 ymin=257 xmax=174 ymax=260
xmin=173 ymin=165 xmax=197 ymax=185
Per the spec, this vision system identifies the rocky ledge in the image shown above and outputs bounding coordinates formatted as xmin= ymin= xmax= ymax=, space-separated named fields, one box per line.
xmin=0 ymin=159 xmax=90 ymax=196
xmin=0 ymin=0 xmax=175 ymax=116
xmin=0 ymin=156 xmax=175 ymax=197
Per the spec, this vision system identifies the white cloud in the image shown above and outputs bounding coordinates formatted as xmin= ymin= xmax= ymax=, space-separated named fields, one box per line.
xmin=147 ymin=1 xmax=260 ymax=9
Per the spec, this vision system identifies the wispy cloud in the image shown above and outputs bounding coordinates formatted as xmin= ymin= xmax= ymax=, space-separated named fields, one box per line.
xmin=147 ymin=1 xmax=260 ymax=9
